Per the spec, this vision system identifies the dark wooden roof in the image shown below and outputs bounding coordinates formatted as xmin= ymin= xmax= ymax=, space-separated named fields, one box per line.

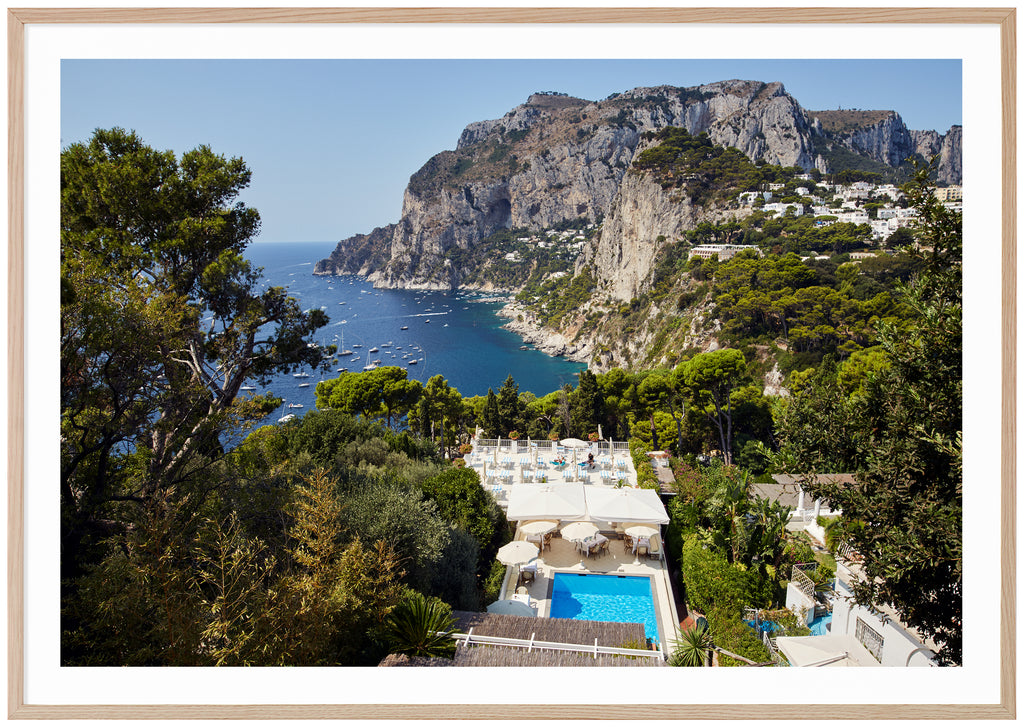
xmin=451 ymin=610 xmax=646 ymax=647
xmin=379 ymin=643 xmax=664 ymax=668
xmin=378 ymin=612 xmax=663 ymax=667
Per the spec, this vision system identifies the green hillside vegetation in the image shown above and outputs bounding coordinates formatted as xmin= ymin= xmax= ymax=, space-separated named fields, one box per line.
xmin=443 ymin=219 xmax=599 ymax=291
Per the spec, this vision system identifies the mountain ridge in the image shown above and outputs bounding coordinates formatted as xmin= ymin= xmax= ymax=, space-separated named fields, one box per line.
xmin=314 ymin=80 xmax=960 ymax=292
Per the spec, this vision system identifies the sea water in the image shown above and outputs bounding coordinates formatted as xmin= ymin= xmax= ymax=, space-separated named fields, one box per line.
xmin=242 ymin=242 xmax=586 ymax=421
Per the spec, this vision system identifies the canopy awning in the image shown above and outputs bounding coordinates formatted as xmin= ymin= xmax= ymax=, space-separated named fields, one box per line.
xmin=506 ymin=484 xmax=587 ymax=522
xmin=775 ymin=635 xmax=880 ymax=667
xmin=583 ymin=486 xmax=669 ymax=525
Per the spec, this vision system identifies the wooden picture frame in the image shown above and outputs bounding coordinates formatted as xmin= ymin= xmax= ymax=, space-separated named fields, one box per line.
xmin=7 ymin=6 xmax=1015 ymax=719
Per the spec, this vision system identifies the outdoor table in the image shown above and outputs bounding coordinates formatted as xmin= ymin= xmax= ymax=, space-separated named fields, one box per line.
xmin=634 ymin=536 xmax=650 ymax=554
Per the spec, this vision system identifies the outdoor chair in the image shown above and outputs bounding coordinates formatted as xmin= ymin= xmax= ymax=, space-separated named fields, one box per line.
xmin=623 ymin=534 xmax=635 ymax=553
xmin=646 ymin=537 xmax=662 ymax=561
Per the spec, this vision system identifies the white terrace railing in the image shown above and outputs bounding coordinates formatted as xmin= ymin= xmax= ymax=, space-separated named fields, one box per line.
xmin=473 ymin=438 xmax=630 ymax=452
xmin=446 ymin=629 xmax=664 ymax=661
xmin=791 ymin=562 xmax=818 ymax=600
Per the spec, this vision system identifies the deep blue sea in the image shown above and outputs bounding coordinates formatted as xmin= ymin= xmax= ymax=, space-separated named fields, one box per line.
xmin=243 ymin=242 xmax=586 ymax=420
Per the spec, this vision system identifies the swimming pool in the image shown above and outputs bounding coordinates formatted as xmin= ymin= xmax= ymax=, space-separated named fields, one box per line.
xmin=808 ymin=613 xmax=832 ymax=636
xmin=549 ymin=572 xmax=660 ymax=641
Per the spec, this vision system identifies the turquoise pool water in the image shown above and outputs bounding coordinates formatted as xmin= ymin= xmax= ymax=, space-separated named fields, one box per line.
xmin=808 ymin=613 xmax=832 ymax=636
xmin=549 ymin=573 xmax=659 ymax=641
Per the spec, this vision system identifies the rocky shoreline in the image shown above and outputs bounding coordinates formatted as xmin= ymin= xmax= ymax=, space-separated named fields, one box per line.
xmin=496 ymin=301 xmax=592 ymax=364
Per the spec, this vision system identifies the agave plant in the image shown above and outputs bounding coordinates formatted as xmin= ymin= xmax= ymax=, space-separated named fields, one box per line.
xmin=669 ymin=621 xmax=713 ymax=667
xmin=382 ymin=592 xmax=456 ymax=659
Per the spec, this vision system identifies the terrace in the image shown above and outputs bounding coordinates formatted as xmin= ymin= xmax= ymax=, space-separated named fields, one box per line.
xmin=467 ymin=437 xmax=639 ymax=499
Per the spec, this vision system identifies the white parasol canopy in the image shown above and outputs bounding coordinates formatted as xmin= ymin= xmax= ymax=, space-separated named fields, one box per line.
xmin=496 ymin=540 xmax=539 ymax=566
xmin=560 ymin=520 xmax=600 ymax=542
xmin=584 ymin=486 xmax=669 ymax=524
xmin=519 ymin=520 xmax=559 ymax=536
xmin=506 ymin=483 xmax=587 ymax=522
xmin=486 ymin=598 xmax=536 ymax=617
xmin=624 ymin=523 xmax=660 ymax=539
xmin=560 ymin=437 xmax=590 ymax=448
xmin=774 ymin=635 xmax=879 ymax=667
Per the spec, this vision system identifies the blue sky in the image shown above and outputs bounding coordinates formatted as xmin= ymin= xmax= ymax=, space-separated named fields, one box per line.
xmin=61 ymin=59 xmax=961 ymax=242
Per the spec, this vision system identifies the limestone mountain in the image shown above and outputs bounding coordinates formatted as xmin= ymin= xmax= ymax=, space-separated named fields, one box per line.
xmin=315 ymin=80 xmax=960 ymax=294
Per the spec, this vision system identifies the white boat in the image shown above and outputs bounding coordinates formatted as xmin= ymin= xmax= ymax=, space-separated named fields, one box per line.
xmin=240 ymin=385 xmax=256 ymax=391
xmin=369 ymin=347 xmax=379 ymax=353
xmin=401 ymin=326 xmax=409 ymax=330
xmin=288 ymin=403 xmax=304 ymax=409
xmin=337 ymin=367 xmax=348 ymax=373
xmin=408 ymin=359 xmax=418 ymax=365
xmin=294 ymin=372 xmax=310 ymax=378
xmin=373 ymin=359 xmax=382 ymax=365
xmin=363 ymin=364 xmax=377 ymax=371
xmin=278 ymin=413 xmax=296 ymax=423
xmin=298 ymin=383 xmax=310 ymax=388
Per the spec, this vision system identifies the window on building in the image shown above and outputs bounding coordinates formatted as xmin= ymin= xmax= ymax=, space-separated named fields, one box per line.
xmin=855 ymin=617 xmax=884 ymax=663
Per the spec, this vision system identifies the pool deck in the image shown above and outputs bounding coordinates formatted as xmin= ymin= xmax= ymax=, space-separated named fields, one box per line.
xmin=502 ymin=533 xmax=681 ymax=657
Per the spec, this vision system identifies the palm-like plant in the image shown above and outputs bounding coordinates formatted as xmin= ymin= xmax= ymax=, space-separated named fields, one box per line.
xmin=382 ymin=592 xmax=456 ymax=659
xmin=669 ymin=622 xmax=713 ymax=667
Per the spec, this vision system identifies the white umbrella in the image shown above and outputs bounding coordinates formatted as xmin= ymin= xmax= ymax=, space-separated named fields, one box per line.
xmin=486 ymin=598 xmax=536 ymax=617
xmin=584 ymin=486 xmax=670 ymax=524
xmin=482 ymin=459 xmax=488 ymax=483
xmin=496 ymin=540 xmax=539 ymax=566
xmin=560 ymin=520 xmax=600 ymax=542
xmin=624 ymin=524 xmax=659 ymax=539
xmin=519 ymin=520 xmax=558 ymax=536
xmin=560 ymin=437 xmax=589 ymax=448
xmin=506 ymin=483 xmax=587 ymax=522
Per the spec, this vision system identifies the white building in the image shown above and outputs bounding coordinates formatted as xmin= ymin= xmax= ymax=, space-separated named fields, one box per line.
xmin=762 ymin=202 xmax=805 ymax=217
xmin=689 ymin=244 xmax=763 ymax=261
xmin=874 ymin=184 xmax=904 ymax=202
xmin=782 ymin=559 xmax=937 ymax=667
xmin=837 ymin=210 xmax=870 ymax=224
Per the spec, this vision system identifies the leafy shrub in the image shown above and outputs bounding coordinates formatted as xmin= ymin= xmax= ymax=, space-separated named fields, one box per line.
xmin=680 ymin=535 xmax=773 ymax=615
xmin=629 ymin=438 xmax=661 ymax=490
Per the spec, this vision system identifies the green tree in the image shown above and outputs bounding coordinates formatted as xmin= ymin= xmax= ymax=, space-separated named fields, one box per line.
xmin=60 ymin=129 xmax=329 ymax=656
xmin=481 ymin=388 xmax=501 ymax=438
xmin=683 ymin=348 xmax=747 ymax=463
xmin=637 ymin=365 xmax=688 ymax=454
xmin=774 ymin=166 xmax=962 ymax=664
xmin=496 ymin=375 xmax=525 ymax=436
xmin=569 ymin=369 xmax=604 ymax=436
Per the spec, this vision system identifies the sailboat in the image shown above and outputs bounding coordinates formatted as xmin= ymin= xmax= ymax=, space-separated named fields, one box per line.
xmin=338 ymin=327 xmax=353 ymax=356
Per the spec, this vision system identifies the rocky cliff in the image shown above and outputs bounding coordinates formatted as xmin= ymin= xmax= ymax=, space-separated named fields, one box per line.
xmin=807 ymin=109 xmax=961 ymax=184
xmin=316 ymin=81 xmax=961 ymax=289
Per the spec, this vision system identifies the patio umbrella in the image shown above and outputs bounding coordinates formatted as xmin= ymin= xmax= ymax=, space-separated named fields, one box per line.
xmin=560 ymin=520 xmax=600 ymax=542
xmin=496 ymin=540 xmax=539 ymax=566
xmin=506 ymin=483 xmax=587 ymax=522
xmin=486 ymin=598 xmax=536 ymax=617
xmin=624 ymin=524 xmax=659 ymax=539
xmin=519 ymin=520 xmax=558 ymax=536
xmin=560 ymin=437 xmax=589 ymax=449
xmin=481 ymin=460 xmax=488 ymax=482
xmin=584 ymin=486 xmax=670 ymax=525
